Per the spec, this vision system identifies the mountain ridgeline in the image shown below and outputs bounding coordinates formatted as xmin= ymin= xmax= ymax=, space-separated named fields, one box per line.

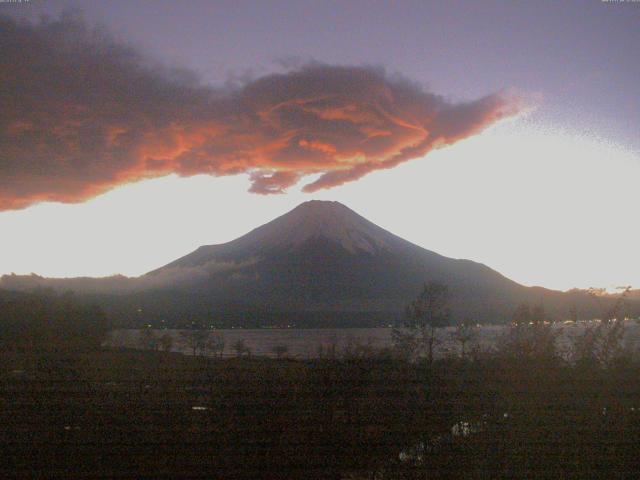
xmin=1 ymin=201 xmax=634 ymax=327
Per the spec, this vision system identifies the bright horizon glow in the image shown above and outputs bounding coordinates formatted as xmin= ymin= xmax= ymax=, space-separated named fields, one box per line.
xmin=0 ymin=121 xmax=638 ymax=292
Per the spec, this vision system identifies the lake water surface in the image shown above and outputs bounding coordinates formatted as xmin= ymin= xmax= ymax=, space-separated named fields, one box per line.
xmin=108 ymin=320 xmax=640 ymax=359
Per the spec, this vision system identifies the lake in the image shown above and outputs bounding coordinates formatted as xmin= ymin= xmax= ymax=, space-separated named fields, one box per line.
xmin=108 ymin=320 xmax=640 ymax=360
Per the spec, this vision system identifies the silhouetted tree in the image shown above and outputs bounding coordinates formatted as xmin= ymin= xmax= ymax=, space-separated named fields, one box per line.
xmin=233 ymin=338 xmax=251 ymax=357
xmin=602 ymin=286 xmax=632 ymax=322
xmin=452 ymin=319 xmax=478 ymax=358
xmin=205 ymin=331 xmax=225 ymax=357
xmin=159 ymin=332 xmax=173 ymax=352
xmin=180 ymin=329 xmax=208 ymax=356
xmin=568 ymin=305 xmax=578 ymax=323
xmin=499 ymin=302 xmax=558 ymax=362
xmin=394 ymin=282 xmax=451 ymax=364
xmin=572 ymin=287 xmax=631 ymax=368
xmin=531 ymin=303 xmax=547 ymax=324
xmin=138 ymin=327 xmax=159 ymax=351
xmin=342 ymin=336 xmax=381 ymax=360
xmin=0 ymin=291 xmax=110 ymax=353
xmin=512 ymin=302 xmax=532 ymax=326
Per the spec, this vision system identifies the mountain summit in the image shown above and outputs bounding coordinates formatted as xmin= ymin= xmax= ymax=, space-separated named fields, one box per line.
xmin=157 ymin=201 xmax=402 ymax=272
xmin=242 ymin=200 xmax=395 ymax=253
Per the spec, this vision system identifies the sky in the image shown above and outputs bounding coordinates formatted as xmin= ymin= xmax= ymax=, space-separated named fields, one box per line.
xmin=0 ymin=0 xmax=638 ymax=291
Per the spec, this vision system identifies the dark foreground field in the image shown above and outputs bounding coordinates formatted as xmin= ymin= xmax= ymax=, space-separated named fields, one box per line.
xmin=2 ymin=348 xmax=640 ymax=479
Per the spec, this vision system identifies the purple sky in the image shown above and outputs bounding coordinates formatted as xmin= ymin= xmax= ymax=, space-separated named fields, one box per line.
xmin=5 ymin=0 xmax=639 ymax=152
xmin=1 ymin=0 xmax=638 ymax=290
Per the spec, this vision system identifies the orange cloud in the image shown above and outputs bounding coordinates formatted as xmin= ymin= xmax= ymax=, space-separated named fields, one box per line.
xmin=0 ymin=13 xmax=525 ymax=211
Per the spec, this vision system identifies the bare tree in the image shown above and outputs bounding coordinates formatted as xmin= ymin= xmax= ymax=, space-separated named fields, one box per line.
xmin=498 ymin=302 xmax=558 ymax=361
xmin=159 ymin=333 xmax=173 ymax=352
xmin=233 ymin=338 xmax=251 ymax=357
xmin=452 ymin=320 xmax=478 ymax=359
xmin=181 ymin=329 xmax=208 ymax=356
xmin=393 ymin=282 xmax=451 ymax=364
xmin=512 ymin=303 xmax=532 ymax=327
xmin=205 ymin=331 xmax=225 ymax=358
xmin=572 ymin=286 xmax=631 ymax=368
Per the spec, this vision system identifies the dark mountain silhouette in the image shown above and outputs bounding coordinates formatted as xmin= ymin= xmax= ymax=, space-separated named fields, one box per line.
xmin=138 ymin=201 xmax=620 ymax=326
xmin=1 ymin=201 xmax=635 ymax=327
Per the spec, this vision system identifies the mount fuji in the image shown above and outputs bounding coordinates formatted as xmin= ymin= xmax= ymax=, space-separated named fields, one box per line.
xmin=138 ymin=201 xmax=601 ymax=326
xmin=1 ymin=200 xmax=623 ymax=327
